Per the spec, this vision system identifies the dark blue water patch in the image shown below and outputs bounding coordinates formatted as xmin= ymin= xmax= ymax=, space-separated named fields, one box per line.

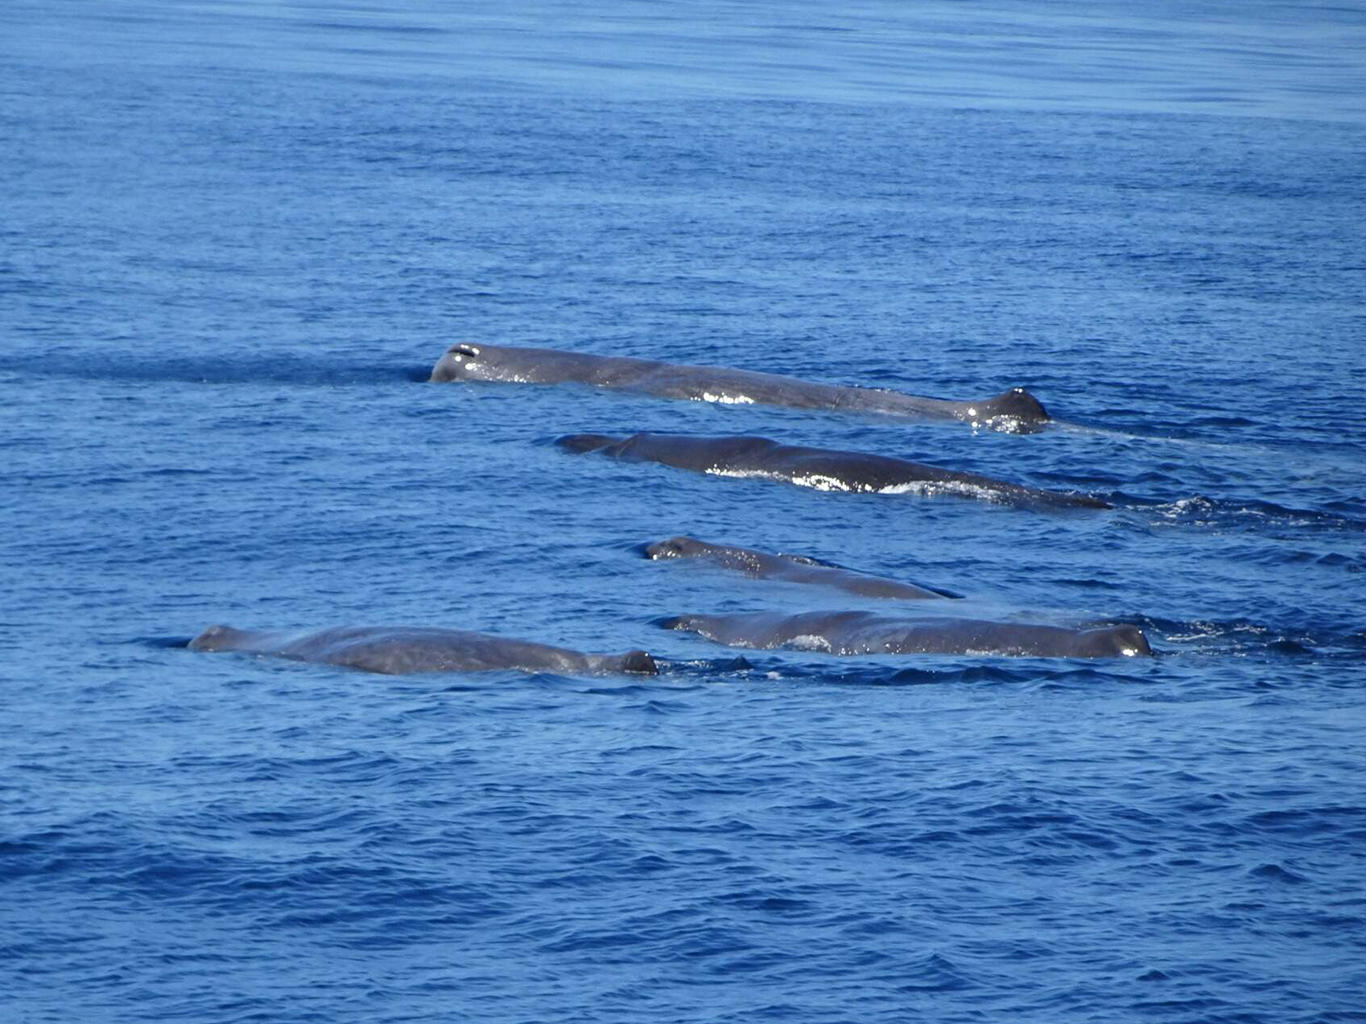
xmin=764 ymin=661 xmax=1150 ymax=688
xmin=1187 ymin=416 xmax=1259 ymax=429
xmin=294 ymin=19 xmax=449 ymax=37
xmin=0 ymin=353 xmax=433 ymax=386
xmin=1247 ymin=862 xmax=1309 ymax=885
xmin=1243 ymin=806 xmax=1366 ymax=838
xmin=1048 ymin=577 xmax=1123 ymax=590
xmin=1263 ymin=638 xmax=1316 ymax=656
xmin=131 ymin=635 xmax=194 ymax=648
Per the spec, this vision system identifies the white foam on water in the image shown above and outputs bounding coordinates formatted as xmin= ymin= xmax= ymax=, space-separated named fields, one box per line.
xmin=708 ymin=467 xmax=1009 ymax=501
xmin=877 ymin=479 xmax=1004 ymax=502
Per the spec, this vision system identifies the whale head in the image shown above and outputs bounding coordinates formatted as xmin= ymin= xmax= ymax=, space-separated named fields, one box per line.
xmin=187 ymin=624 xmax=255 ymax=651
xmin=1080 ymin=624 xmax=1153 ymax=657
xmin=645 ymin=536 xmax=711 ymax=560
xmin=974 ymin=388 xmax=1051 ymax=429
xmin=618 ymin=650 xmax=658 ymax=675
xmin=555 ymin=433 xmax=623 ymax=454
xmin=429 ymin=343 xmax=485 ymax=382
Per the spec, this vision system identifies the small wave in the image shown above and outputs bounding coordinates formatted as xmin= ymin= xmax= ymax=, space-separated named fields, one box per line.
xmin=894 ymin=952 xmax=976 ymax=993
xmin=579 ymin=683 xmax=669 ymax=698
xmin=1248 ymin=862 xmax=1309 ymax=885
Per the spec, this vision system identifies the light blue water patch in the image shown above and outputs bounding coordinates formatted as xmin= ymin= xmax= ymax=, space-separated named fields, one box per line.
xmin=8 ymin=0 xmax=1365 ymax=119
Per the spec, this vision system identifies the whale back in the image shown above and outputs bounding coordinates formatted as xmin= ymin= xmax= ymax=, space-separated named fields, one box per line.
xmin=189 ymin=624 xmax=659 ymax=676
xmin=614 ymin=433 xmax=780 ymax=472
xmin=647 ymin=535 xmax=951 ymax=600
xmin=662 ymin=610 xmax=1152 ymax=659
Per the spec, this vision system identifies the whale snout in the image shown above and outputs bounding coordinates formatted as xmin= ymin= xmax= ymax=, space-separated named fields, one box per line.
xmin=188 ymin=624 xmax=249 ymax=651
xmin=1082 ymin=623 xmax=1153 ymax=657
xmin=1113 ymin=625 xmax=1153 ymax=657
xmin=555 ymin=433 xmax=621 ymax=454
xmin=430 ymin=342 xmax=483 ymax=382
xmin=620 ymin=650 xmax=658 ymax=675
xmin=984 ymin=388 xmax=1050 ymax=424
xmin=645 ymin=536 xmax=700 ymax=560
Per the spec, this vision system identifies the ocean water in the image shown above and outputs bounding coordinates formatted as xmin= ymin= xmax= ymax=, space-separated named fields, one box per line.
xmin=3 ymin=2 xmax=1365 ymax=1021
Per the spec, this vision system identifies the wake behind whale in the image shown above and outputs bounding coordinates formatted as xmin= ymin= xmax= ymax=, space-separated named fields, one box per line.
xmin=432 ymin=342 xmax=1050 ymax=432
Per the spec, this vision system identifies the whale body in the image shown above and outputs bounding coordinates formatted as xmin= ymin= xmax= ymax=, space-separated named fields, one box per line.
xmin=431 ymin=343 xmax=1050 ymax=432
xmin=559 ymin=432 xmax=1110 ymax=509
xmin=646 ymin=536 xmax=958 ymax=600
xmin=661 ymin=610 xmax=1152 ymax=659
xmin=188 ymin=624 xmax=658 ymax=676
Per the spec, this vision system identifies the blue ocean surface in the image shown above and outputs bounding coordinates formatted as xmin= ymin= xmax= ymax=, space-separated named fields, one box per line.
xmin=3 ymin=2 xmax=1365 ymax=1021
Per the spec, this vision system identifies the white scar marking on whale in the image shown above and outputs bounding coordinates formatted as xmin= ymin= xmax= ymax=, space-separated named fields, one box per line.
xmin=695 ymin=392 xmax=756 ymax=405
xmin=877 ymin=480 xmax=1004 ymax=502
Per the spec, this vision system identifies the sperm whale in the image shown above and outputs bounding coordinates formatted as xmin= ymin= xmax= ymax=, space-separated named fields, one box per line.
xmin=661 ymin=610 xmax=1152 ymax=659
xmin=432 ymin=342 xmax=1050 ymax=432
xmin=558 ymin=432 xmax=1111 ymax=509
xmin=188 ymin=624 xmax=658 ymax=676
xmin=645 ymin=535 xmax=959 ymax=600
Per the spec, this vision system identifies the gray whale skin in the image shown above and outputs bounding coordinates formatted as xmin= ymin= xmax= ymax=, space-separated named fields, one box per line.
xmin=646 ymin=536 xmax=957 ymax=600
xmin=432 ymin=343 xmax=1049 ymax=431
xmin=560 ymin=432 xmax=1110 ymax=509
xmin=662 ymin=610 xmax=1152 ymax=659
xmin=189 ymin=625 xmax=657 ymax=676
